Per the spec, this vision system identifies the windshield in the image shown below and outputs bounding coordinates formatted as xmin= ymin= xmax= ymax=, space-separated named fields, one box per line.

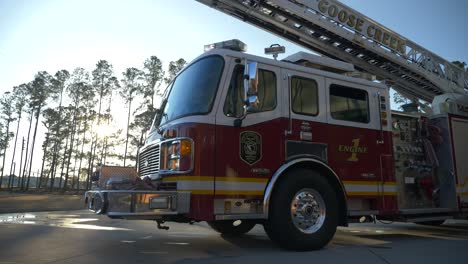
xmin=156 ymin=56 xmax=224 ymax=126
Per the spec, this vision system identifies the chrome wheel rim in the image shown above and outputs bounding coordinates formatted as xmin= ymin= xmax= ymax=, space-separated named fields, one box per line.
xmin=290 ymin=188 xmax=326 ymax=234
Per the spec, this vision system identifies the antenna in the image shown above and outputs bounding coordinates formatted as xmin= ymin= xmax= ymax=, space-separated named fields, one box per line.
xmin=265 ymin=44 xmax=285 ymax=60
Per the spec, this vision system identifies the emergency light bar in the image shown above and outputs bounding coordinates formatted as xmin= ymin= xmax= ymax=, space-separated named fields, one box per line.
xmin=204 ymin=39 xmax=247 ymax=52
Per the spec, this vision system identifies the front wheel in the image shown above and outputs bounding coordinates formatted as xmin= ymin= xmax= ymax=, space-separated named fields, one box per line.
xmin=208 ymin=220 xmax=256 ymax=236
xmin=264 ymin=169 xmax=339 ymax=251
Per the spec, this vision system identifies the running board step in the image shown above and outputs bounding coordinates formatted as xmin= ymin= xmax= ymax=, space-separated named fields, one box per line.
xmin=399 ymin=208 xmax=456 ymax=215
xmin=406 ymin=216 xmax=453 ymax=223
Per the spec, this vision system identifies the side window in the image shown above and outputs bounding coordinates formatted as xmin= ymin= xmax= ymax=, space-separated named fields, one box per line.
xmin=291 ymin=76 xmax=318 ymax=116
xmin=224 ymin=65 xmax=277 ymax=117
xmin=330 ymin=84 xmax=369 ymax=123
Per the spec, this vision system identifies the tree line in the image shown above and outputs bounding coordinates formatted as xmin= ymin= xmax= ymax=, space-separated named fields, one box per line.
xmin=0 ymin=56 xmax=186 ymax=192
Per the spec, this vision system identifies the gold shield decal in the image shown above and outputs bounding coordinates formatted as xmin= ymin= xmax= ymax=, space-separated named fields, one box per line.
xmin=240 ymin=131 xmax=262 ymax=165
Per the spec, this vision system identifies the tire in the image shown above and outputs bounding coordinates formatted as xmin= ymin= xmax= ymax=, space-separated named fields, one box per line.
xmin=208 ymin=220 xmax=256 ymax=236
xmin=416 ymin=220 xmax=445 ymax=226
xmin=264 ymin=168 xmax=339 ymax=251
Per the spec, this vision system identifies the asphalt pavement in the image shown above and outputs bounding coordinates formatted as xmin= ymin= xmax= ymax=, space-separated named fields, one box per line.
xmin=0 ymin=193 xmax=467 ymax=264
xmin=0 ymin=210 xmax=467 ymax=264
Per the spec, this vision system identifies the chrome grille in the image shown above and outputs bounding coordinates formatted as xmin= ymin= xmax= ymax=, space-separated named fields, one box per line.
xmin=138 ymin=144 xmax=160 ymax=178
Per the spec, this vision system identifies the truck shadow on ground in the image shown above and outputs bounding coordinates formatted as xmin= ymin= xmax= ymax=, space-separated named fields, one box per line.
xmin=331 ymin=222 xmax=468 ymax=248
xmin=214 ymin=222 xmax=468 ymax=251
xmin=219 ymin=233 xmax=279 ymax=251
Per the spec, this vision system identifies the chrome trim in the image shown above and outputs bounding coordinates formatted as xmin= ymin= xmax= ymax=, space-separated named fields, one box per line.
xmin=376 ymin=92 xmax=385 ymax=144
xmin=136 ymin=141 xmax=161 ymax=176
xmin=85 ymin=191 xmax=106 ymax=214
xmin=406 ymin=216 xmax=453 ymax=223
xmin=285 ymin=74 xmax=292 ymax=135
xmin=215 ymin=214 xmax=264 ymax=220
xmin=138 ymin=139 xmax=161 ymax=155
xmin=158 ymin=137 xmax=195 ymax=175
xmin=399 ymin=208 xmax=456 ymax=215
xmin=391 ymin=110 xmax=423 ymax=119
xmin=290 ymin=188 xmax=326 ymax=234
xmin=263 ymin=158 xmax=347 ymax=219
xmin=138 ymin=137 xmax=195 ymax=177
xmin=108 ymin=212 xmax=179 ymax=217
xmin=84 ymin=190 xmax=191 ymax=218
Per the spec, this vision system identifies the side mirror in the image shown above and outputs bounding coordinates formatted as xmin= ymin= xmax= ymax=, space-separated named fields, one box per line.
xmin=243 ymin=61 xmax=259 ymax=113
xmin=235 ymin=60 xmax=259 ymax=127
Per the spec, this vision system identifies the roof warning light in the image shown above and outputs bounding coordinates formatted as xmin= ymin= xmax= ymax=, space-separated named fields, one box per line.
xmin=204 ymin=39 xmax=247 ymax=52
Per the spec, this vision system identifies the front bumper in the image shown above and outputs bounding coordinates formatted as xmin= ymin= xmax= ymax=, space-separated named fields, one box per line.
xmin=84 ymin=190 xmax=190 ymax=219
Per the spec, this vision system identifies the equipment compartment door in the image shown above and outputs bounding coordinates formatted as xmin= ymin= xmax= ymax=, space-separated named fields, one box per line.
xmin=450 ymin=115 xmax=468 ymax=210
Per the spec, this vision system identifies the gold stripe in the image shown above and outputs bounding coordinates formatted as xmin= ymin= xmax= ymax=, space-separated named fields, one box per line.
xmin=217 ymin=177 xmax=268 ymax=183
xmin=166 ymin=177 xmax=400 ymax=185
xmin=163 ymin=176 xmax=268 ymax=183
xmin=457 ymin=178 xmax=468 ymax=187
xmin=348 ymin=191 xmax=397 ymax=196
xmin=180 ymin=190 xmax=263 ymax=195
xmin=216 ymin=190 xmax=264 ymax=195
xmin=189 ymin=190 xmax=398 ymax=196
xmin=188 ymin=190 xmax=214 ymax=195
xmin=343 ymin=181 xmax=396 ymax=186
xmin=164 ymin=176 xmax=213 ymax=182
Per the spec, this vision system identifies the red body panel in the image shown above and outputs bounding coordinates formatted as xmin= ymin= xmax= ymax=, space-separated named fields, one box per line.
xmin=288 ymin=119 xmax=397 ymax=214
xmin=157 ymin=122 xmax=216 ymax=220
xmin=159 ymin=115 xmax=398 ymax=221
xmin=215 ymin=118 xmax=285 ymax=195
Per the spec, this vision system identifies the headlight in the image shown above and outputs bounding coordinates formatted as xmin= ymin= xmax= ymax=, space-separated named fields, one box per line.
xmin=160 ymin=138 xmax=193 ymax=173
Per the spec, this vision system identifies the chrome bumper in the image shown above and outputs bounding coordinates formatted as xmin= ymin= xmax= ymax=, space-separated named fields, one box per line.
xmin=84 ymin=190 xmax=190 ymax=218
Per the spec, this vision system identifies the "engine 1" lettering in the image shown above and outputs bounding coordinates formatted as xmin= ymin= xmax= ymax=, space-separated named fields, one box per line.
xmin=338 ymin=138 xmax=368 ymax=162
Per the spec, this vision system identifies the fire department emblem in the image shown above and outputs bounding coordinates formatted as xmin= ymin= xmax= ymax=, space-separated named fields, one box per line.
xmin=240 ymin=131 xmax=262 ymax=165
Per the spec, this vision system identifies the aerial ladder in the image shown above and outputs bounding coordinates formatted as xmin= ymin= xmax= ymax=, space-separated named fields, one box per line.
xmin=196 ymin=0 xmax=468 ymax=106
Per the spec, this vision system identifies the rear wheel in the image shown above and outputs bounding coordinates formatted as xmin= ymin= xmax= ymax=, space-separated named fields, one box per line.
xmin=264 ymin=169 xmax=339 ymax=251
xmin=208 ymin=220 xmax=256 ymax=236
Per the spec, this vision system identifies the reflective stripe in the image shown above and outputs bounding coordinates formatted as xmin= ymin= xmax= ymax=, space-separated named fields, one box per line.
xmin=177 ymin=180 xmax=213 ymax=191
xmin=344 ymin=181 xmax=397 ymax=196
xmin=217 ymin=181 xmax=267 ymax=191
xmin=456 ymin=177 xmax=468 ymax=197
xmin=457 ymin=184 xmax=468 ymax=197
xmin=163 ymin=176 xmax=267 ymax=195
xmin=343 ymin=180 xmax=396 ymax=186
xmin=163 ymin=176 xmax=400 ymax=196
xmin=216 ymin=190 xmax=264 ymax=195
xmin=163 ymin=176 xmax=268 ymax=183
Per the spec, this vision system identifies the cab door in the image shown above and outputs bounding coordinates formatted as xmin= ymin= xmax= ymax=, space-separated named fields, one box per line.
xmin=280 ymin=68 xmax=328 ymax=165
xmin=213 ymin=59 xmax=284 ymax=217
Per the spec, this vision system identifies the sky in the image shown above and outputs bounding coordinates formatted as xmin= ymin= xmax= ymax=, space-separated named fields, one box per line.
xmin=0 ymin=0 xmax=467 ymax=175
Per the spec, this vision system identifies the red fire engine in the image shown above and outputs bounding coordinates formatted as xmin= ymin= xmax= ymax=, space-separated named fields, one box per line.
xmin=85 ymin=0 xmax=468 ymax=250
